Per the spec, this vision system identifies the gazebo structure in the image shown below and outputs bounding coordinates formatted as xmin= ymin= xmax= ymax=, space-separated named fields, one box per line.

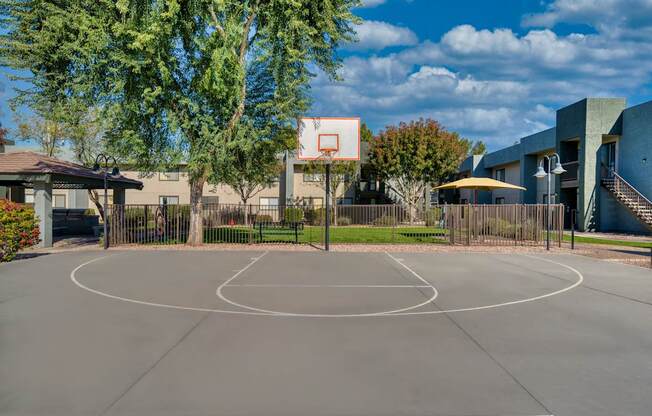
xmin=0 ymin=152 xmax=142 ymax=247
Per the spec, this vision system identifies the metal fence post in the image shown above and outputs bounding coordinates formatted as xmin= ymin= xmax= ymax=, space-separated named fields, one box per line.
xmin=248 ymin=204 xmax=253 ymax=244
xmin=466 ymin=204 xmax=471 ymax=246
xmin=392 ymin=205 xmax=396 ymax=243
xmin=570 ymin=208 xmax=576 ymax=250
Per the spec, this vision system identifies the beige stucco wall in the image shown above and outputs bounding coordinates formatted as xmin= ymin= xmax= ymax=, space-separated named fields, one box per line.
xmin=491 ymin=161 xmax=522 ymax=204
xmin=82 ymin=164 xmax=357 ymax=210
xmin=85 ymin=169 xmax=281 ymax=209
xmin=292 ymin=165 xmax=355 ymax=205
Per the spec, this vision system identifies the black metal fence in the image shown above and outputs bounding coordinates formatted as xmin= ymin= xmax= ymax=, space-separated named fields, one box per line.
xmin=106 ymin=203 xmax=563 ymax=247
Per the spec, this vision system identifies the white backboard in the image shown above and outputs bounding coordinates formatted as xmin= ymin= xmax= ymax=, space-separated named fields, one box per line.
xmin=297 ymin=117 xmax=360 ymax=161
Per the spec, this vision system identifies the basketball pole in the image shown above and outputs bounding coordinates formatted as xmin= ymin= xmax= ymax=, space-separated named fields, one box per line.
xmin=325 ymin=162 xmax=331 ymax=252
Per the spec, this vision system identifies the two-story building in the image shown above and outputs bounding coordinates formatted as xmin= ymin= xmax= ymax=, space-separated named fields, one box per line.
xmin=453 ymin=98 xmax=651 ymax=234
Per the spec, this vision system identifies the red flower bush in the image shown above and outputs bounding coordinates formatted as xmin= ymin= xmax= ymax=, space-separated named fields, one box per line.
xmin=0 ymin=199 xmax=40 ymax=262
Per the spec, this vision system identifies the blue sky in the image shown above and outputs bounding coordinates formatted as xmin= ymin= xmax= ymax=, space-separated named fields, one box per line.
xmin=310 ymin=0 xmax=652 ymax=149
xmin=3 ymin=0 xmax=652 ymax=151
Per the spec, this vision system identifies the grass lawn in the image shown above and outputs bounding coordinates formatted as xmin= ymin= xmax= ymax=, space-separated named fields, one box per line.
xmin=564 ymin=234 xmax=652 ymax=249
xmin=196 ymin=225 xmax=449 ymax=244
xmin=325 ymin=226 xmax=448 ymax=244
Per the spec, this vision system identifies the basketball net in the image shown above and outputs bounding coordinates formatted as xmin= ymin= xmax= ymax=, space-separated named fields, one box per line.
xmin=318 ymin=150 xmax=335 ymax=165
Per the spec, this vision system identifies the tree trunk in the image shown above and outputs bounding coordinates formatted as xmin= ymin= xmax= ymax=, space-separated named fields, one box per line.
xmin=408 ymin=201 xmax=416 ymax=225
xmin=332 ymin=194 xmax=338 ymax=226
xmin=88 ymin=189 xmax=104 ymax=221
xmin=187 ymin=175 xmax=206 ymax=245
xmin=242 ymin=197 xmax=249 ymax=226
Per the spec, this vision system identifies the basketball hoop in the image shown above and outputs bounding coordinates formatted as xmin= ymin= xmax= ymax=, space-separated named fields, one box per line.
xmin=297 ymin=117 xmax=360 ymax=162
xmin=297 ymin=117 xmax=360 ymax=251
xmin=317 ymin=150 xmax=336 ymax=165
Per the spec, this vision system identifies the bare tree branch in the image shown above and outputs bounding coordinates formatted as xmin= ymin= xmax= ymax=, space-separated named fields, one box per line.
xmin=209 ymin=4 xmax=226 ymax=37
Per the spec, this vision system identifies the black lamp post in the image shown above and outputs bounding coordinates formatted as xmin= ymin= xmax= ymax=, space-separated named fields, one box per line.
xmin=93 ymin=154 xmax=119 ymax=249
xmin=534 ymin=153 xmax=566 ymax=250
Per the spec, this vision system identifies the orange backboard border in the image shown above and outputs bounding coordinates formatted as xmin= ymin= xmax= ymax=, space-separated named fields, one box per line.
xmin=297 ymin=117 xmax=361 ymax=161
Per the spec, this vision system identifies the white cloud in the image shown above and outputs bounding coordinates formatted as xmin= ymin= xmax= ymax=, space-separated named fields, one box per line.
xmin=348 ymin=20 xmax=418 ymax=50
xmin=360 ymin=0 xmax=387 ymax=7
xmin=310 ymin=5 xmax=652 ymax=149
xmin=523 ymin=0 xmax=652 ymax=39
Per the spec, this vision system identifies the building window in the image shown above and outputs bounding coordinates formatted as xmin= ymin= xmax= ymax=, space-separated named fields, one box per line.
xmin=159 ymin=170 xmax=180 ymax=181
xmin=337 ymin=198 xmax=353 ymax=205
xmin=159 ymin=195 xmax=179 ymax=205
xmin=201 ymin=196 xmax=219 ymax=205
xmin=260 ymin=197 xmax=279 ymax=207
xmin=495 ymin=197 xmax=505 ymax=205
xmin=302 ymin=197 xmax=323 ymax=207
xmin=53 ymin=194 xmax=66 ymax=208
xmin=430 ymin=191 xmax=439 ymax=205
xmin=495 ymin=168 xmax=506 ymax=182
xmin=303 ymin=172 xmax=322 ymax=182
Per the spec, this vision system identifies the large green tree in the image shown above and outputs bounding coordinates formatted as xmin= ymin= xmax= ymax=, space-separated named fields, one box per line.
xmin=1 ymin=0 xmax=360 ymax=244
xmin=368 ymin=118 xmax=469 ymax=223
xmin=217 ymin=125 xmax=292 ymax=217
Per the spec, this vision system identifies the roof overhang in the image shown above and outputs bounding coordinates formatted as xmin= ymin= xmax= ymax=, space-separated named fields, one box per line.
xmin=0 ymin=173 xmax=143 ymax=190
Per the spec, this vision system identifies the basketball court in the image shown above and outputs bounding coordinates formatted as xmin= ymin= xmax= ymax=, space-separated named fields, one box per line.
xmin=2 ymin=249 xmax=652 ymax=416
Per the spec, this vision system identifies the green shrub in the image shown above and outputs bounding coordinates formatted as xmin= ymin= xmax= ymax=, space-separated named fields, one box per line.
xmin=482 ymin=217 xmax=518 ymax=237
xmin=0 ymin=200 xmax=40 ymax=262
xmin=303 ymin=208 xmax=319 ymax=225
xmin=284 ymin=207 xmax=304 ymax=223
xmin=124 ymin=207 xmax=145 ymax=224
xmin=255 ymin=214 xmax=273 ymax=223
xmin=336 ymin=216 xmax=351 ymax=226
xmin=373 ymin=214 xmax=397 ymax=226
xmin=425 ymin=207 xmax=443 ymax=227
xmin=218 ymin=207 xmax=245 ymax=224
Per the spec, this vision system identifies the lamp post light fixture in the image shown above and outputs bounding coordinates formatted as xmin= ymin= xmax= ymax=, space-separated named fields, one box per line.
xmin=93 ymin=154 xmax=119 ymax=249
xmin=534 ymin=153 xmax=566 ymax=250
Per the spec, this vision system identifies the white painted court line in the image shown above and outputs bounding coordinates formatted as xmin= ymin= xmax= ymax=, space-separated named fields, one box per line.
xmin=215 ymin=252 xmax=439 ymax=317
xmin=387 ymin=254 xmax=584 ymax=316
xmin=70 ymin=253 xmax=583 ymax=319
xmin=70 ymin=254 xmax=277 ymax=316
xmin=225 ymin=284 xmax=433 ymax=288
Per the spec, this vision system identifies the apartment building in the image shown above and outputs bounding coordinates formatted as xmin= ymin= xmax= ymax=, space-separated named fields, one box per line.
xmin=452 ymin=98 xmax=651 ymax=234
xmin=113 ymin=154 xmax=357 ymax=208
xmin=1 ymin=144 xmax=381 ymax=209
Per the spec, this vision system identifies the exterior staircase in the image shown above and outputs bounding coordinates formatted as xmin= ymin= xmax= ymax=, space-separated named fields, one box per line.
xmin=602 ymin=171 xmax=652 ymax=230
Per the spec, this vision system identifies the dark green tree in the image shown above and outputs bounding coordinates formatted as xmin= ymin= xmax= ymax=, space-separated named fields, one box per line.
xmin=217 ymin=125 xmax=294 ymax=224
xmin=470 ymin=140 xmax=487 ymax=155
xmin=1 ymin=0 xmax=360 ymax=244
xmin=369 ymin=118 xmax=469 ymax=223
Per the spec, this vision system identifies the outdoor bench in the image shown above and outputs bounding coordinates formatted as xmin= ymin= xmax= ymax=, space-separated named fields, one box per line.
xmin=252 ymin=221 xmax=304 ymax=243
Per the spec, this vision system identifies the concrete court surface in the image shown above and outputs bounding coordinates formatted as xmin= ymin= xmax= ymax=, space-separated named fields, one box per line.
xmin=1 ymin=249 xmax=651 ymax=416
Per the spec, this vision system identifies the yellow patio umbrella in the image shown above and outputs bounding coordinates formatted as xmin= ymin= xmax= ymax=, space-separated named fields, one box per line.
xmin=434 ymin=177 xmax=526 ymax=204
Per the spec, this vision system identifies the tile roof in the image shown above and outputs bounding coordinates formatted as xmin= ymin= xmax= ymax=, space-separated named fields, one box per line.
xmin=0 ymin=151 xmax=142 ymax=188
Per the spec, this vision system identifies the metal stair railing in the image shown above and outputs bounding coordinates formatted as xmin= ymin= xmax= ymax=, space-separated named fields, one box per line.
xmin=602 ymin=169 xmax=652 ymax=226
